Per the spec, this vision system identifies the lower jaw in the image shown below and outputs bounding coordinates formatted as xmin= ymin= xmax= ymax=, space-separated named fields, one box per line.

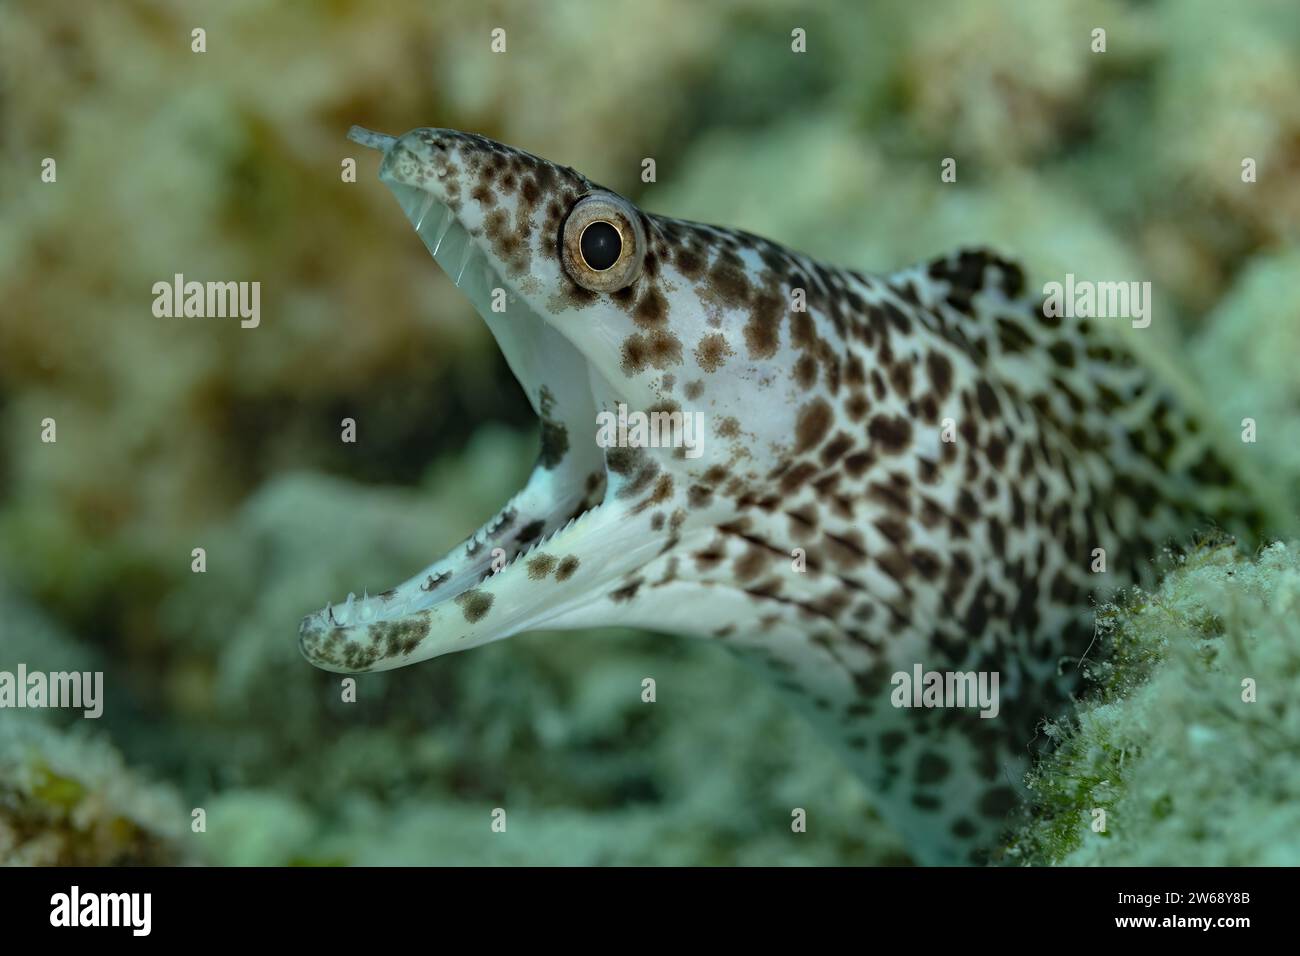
xmin=297 ymin=478 xmax=669 ymax=674
xmin=308 ymin=460 xmax=605 ymax=634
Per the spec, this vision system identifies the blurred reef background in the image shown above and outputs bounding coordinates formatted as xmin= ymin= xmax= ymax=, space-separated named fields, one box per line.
xmin=1 ymin=0 xmax=1298 ymax=865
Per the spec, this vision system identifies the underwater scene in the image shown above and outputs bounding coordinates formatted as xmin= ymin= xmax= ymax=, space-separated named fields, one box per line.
xmin=2 ymin=0 xmax=1299 ymax=869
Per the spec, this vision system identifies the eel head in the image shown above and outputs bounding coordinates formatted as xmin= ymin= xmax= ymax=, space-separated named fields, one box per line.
xmin=299 ymin=127 xmax=805 ymax=673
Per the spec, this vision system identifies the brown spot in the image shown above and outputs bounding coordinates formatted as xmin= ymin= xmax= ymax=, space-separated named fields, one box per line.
xmin=786 ymin=508 xmax=818 ymax=537
xmin=875 ymin=549 xmax=912 ymax=581
xmin=619 ymin=461 xmax=660 ymax=499
xmin=694 ymin=545 xmax=725 ymax=571
xmin=820 ymin=431 xmax=853 ymax=467
xmin=996 ymin=318 xmax=1033 ymax=354
xmin=813 ymin=472 xmax=843 ymax=497
xmin=621 ymin=335 xmax=650 ymax=375
xmin=824 ymin=530 xmax=868 ymax=564
xmin=540 ymin=419 xmax=569 ymax=468
xmin=794 ymin=354 xmax=818 ymax=389
xmin=676 ymin=247 xmax=704 ymax=278
xmin=779 ymin=462 xmax=819 ymax=493
xmin=874 ymin=516 xmax=909 ymax=546
xmin=794 ymin=399 xmax=833 ymax=453
xmin=985 ymin=435 xmax=1007 ymax=469
xmin=527 ymin=554 xmax=557 ymax=579
xmin=867 ymin=414 xmax=912 ymax=454
xmin=734 ymin=546 xmax=770 ymax=581
xmin=888 ymin=361 xmax=913 ymax=399
xmin=644 ymin=474 xmax=674 ymax=507
xmin=790 ymin=310 xmax=816 ymax=350
xmin=911 ymin=548 xmax=942 ymax=580
xmin=610 ymin=578 xmax=643 ymax=602
xmin=845 ymin=355 xmax=866 ymax=386
xmin=455 ymin=589 xmax=494 ymax=623
xmin=647 ymin=331 xmax=683 ymax=368
xmin=695 ymin=333 xmax=732 ymax=372
xmin=742 ymin=292 xmax=783 ymax=359
xmin=605 ymin=445 xmax=643 ymax=476
xmin=881 ymin=302 xmax=912 ymax=334
xmin=688 ymin=484 xmax=713 ymax=508
xmin=634 ymin=287 xmax=668 ymax=328
xmin=555 ymin=556 xmax=580 ymax=581
xmin=709 ymin=255 xmax=751 ymax=302
xmin=975 ymin=381 xmax=1001 ymax=418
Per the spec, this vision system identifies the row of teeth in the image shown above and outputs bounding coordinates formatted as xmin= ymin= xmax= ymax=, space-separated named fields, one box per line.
xmin=321 ymin=527 xmax=497 ymax=628
xmin=322 ymin=589 xmax=411 ymax=628
xmin=408 ymin=194 xmax=502 ymax=298
xmin=495 ymin=503 xmax=601 ymax=574
xmin=319 ymin=504 xmax=603 ymax=630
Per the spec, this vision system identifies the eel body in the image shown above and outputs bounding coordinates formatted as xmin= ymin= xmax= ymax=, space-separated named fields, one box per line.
xmin=300 ymin=126 xmax=1269 ymax=863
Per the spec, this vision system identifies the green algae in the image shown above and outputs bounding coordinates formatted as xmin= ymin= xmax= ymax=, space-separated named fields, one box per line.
xmin=1005 ymin=540 xmax=1300 ymax=865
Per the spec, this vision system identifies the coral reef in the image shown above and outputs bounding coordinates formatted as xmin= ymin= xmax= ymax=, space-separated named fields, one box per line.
xmin=1 ymin=0 xmax=1297 ymax=865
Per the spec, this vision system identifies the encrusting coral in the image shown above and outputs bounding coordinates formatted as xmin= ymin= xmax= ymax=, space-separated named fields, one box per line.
xmin=0 ymin=715 xmax=190 ymax=866
xmin=1004 ymin=538 xmax=1300 ymax=865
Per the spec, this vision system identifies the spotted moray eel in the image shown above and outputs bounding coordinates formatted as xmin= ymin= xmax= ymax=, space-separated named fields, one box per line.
xmin=300 ymin=125 xmax=1276 ymax=864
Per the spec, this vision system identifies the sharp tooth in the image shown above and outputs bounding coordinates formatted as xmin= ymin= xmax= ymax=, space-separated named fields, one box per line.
xmin=412 ymin=194 xmax=436 ymax=231
xmin=430 ymin=216 xmax=455 ymax=256
xmin=454 ymin=241 xmax=475 ymax=286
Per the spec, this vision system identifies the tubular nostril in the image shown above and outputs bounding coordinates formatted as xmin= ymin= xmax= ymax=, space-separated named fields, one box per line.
xmin=347 ymin=125 xmax=397 ymax=152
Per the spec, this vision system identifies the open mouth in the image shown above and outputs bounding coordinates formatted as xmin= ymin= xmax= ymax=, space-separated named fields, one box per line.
xmin=297 ymin=128 xmax=624 ymax=673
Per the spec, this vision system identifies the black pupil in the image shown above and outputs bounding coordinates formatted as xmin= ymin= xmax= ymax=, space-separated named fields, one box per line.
xmin=580 ymin=221 xmax=622 ymax=271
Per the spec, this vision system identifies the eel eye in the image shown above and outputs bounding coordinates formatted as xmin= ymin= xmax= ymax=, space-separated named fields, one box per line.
xmin=561 ymin=193 xmax=645 ymax=293
xmin=580 ymin=221 xmax=622 ymax=271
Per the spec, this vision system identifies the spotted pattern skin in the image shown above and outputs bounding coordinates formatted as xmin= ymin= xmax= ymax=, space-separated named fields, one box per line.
xmin=301 ymin=127 xmax=1274 ymax=865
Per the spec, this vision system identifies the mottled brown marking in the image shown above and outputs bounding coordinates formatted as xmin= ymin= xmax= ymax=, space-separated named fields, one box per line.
xmin=695 ymin=333 xmax=732 ymax=372
xmin=527 ymin=554 xmax=557 ymax=579
xmin=455 ymin=589 xmax=494 ymax=623
xmin=743 ymin=292 xmax=783 ymax=359
xmin=867 ymin=414 xmax=912 ymax=454
xmin=794 ymin=399 xmax=833 ymax=453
